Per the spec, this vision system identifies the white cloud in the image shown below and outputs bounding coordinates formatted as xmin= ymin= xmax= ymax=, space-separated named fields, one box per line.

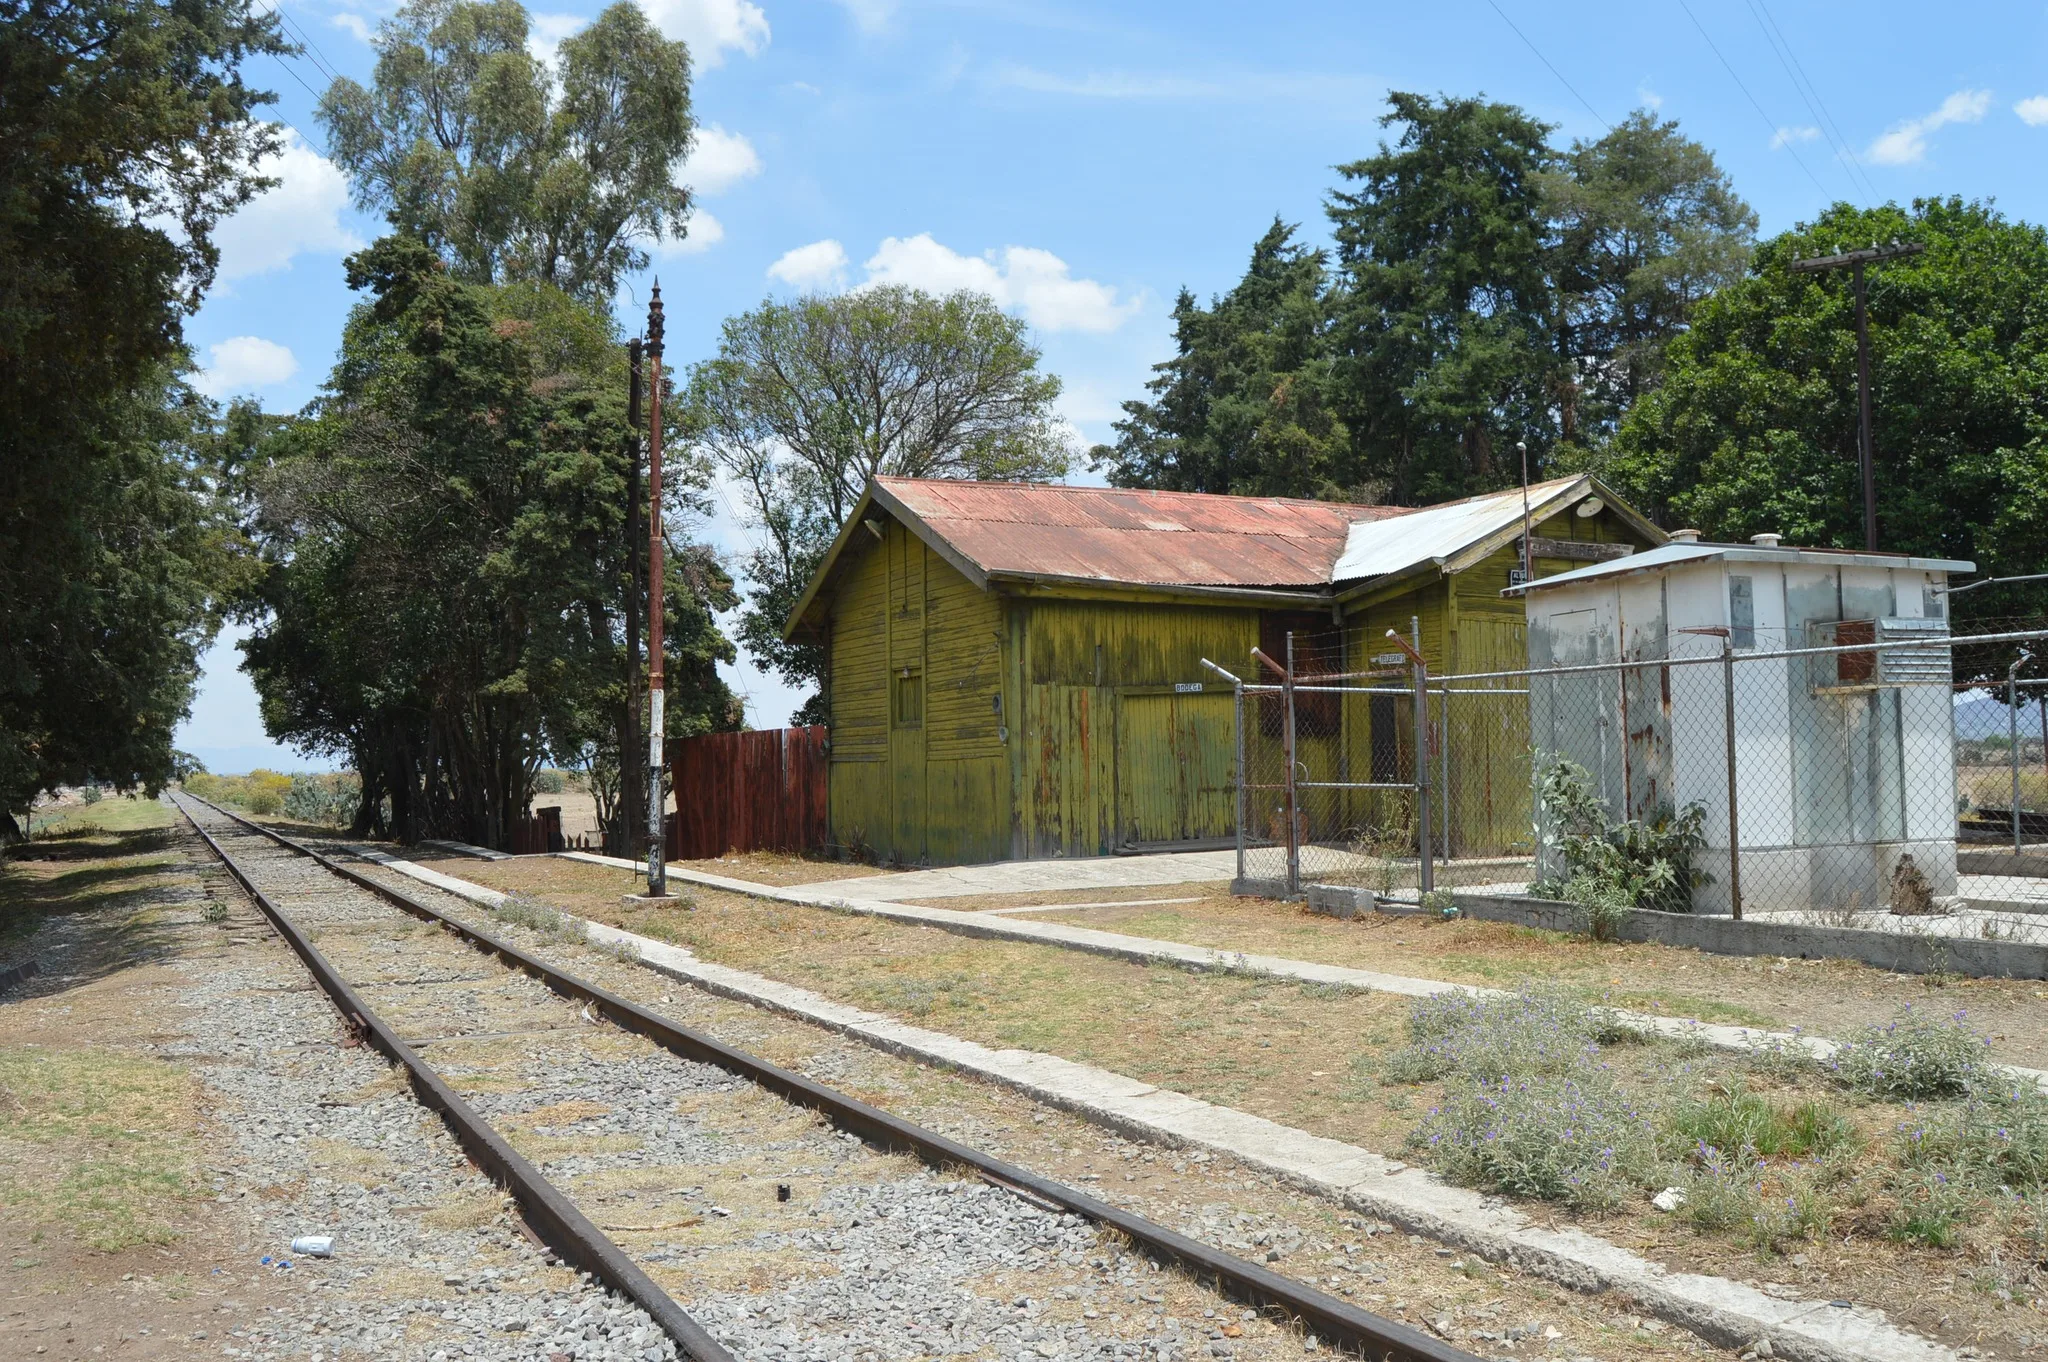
xmin=767 ymin=239 xmax=849 ymax=289
xmin=832 ymin=0 xmax=896 ymax=32
xmin=212 ymin=130 xmax=363 ymax=283
xmin=526 ymin=12 xmax=585 ymax=69
xmin=331 ymin=12 xmax=371 ymax=42
xmin=683 ymin=125 xmax=761 ymax=196
xmin=2016 ymin=95 xmax=2048 ymax=127
xmin=1867 ymin=88 xmax=1992 ymax=166
xmin=1636 ymin=83 xmax=1663 ymax=111
xmin=1771 ymin=125 xmax=1821 ymax=149
xmin=196 ymin=337 xmax=298 ymax=397
xmin=640 ymin=0 xmax=768 ymax=65
xmin=656 ymin=209 xmax=725 ymax=256
xmin=860 ymin=234 xmax=1138 ymax=334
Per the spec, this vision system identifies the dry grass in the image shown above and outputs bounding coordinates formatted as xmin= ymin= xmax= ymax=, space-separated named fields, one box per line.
xmin=0 ymin=1049 xmax=201 ymax=1251
xmin=444 ymin=854 xmax=2048 ymax=1070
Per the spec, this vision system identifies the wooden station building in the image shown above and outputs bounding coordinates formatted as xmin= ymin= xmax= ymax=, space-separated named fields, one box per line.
xmin=783 ymin=475 xmax=1664 ymax=867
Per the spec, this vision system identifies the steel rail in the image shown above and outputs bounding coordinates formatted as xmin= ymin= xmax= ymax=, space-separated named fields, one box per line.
xmin=173 ymin=795 xmax=739 ymax=1362
xmin=181 ymin=794 xmax=1477 ymax=1362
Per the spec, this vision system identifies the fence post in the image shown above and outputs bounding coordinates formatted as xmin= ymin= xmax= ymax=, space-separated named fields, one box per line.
xmin=1411 ymin=617 xmax=1433 ymax=897
xmin=1438 ymin=682 xmax=1451 ymax=869
xmin=1234 ymin=677 xmax=1247 ymax=886
xmin=1721 ymin=637 xmax=1743 ymax=919
xmin=1283 ymin=631 xmax=1300 ymax=897
xmin=2013 ymin=666 xmax=2025 ymax=856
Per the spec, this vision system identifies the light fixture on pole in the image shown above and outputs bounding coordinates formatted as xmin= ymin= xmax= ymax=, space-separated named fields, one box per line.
xmin=1517 ymin=440 xmax=1533 ymax=582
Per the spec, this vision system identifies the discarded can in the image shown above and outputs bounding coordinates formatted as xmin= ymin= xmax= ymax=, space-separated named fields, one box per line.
xmin=290 ymin=1236 xmax=334 ymax=1258
xmin=776 ymin=1184 xmax=791 ymax=1203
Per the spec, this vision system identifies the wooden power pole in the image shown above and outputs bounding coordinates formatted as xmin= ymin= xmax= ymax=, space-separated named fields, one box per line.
xmin=1788 ymin=239 xmax=1925 ymax=551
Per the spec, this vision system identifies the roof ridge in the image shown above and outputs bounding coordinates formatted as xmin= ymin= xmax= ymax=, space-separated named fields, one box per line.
xmin=871 ymin=475 xmax=1403 ymax=517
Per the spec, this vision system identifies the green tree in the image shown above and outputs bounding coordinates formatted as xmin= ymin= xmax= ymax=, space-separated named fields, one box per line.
xmin=0 ymin=0 xmax=285 ymax=831
xmin=1545 ymin=111 xmax=1756 ymax=443
xmin=241 ymin=238 xmax=737 ymax=845
xmin=318 ymin=0 xmax=694 ymax=302
xmin=1090 ymin=220 xmax=1352 ymax=498
xmin=682 ymin=286 xmax=1069 ymax=721
xmin=1605 ymin=198 xmax=2048 ymax=627
xmin=1326 ymin=93 xmax=1559 ymax=504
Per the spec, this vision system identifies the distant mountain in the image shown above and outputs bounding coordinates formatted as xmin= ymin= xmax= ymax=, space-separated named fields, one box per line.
xmin=1955 ymin=693 xmax=2047 ymax=740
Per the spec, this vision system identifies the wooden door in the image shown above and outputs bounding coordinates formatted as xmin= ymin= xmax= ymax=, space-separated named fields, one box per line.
xmin=1117 ymin=691 xmax=1237 ymax=846
xmin=1451 ymin=615 xmax=1533 ymax=856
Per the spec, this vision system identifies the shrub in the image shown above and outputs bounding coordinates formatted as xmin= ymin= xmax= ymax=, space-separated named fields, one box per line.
xmin=493 ymin=893 xmax=586 ymax=944
xmin=283 ymin=773 xmax=360 ymax=827
xmin=244 ymin=787 xmax=281 ymax=815
xmin=1532 ymin=758 xmax=1710 ymax=922
xmin=1381 ymin=987 xmax=1630 ymax=1085
xmin=1830 ymin=1007 xmax=1989 ymax=1100
xmin=1679 ymin=1144 xmax=1835 ymax=1248
xmin=1888 ymin=1170 xmax=1972 ymax=1247
xmin=533 ymin=768 xmax=565 ymax=795
xmin=1413 ymin=1069 xmax=1665 ymax=1210
xmin=81 ymin=783 xmax=103 ymax=805
xmin=1894 ymin=1083 xmax=2048 ymax=1193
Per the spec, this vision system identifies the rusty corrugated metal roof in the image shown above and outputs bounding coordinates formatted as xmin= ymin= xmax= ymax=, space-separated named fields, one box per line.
xmin=874 ymin=477 xmax=1408 ymax=589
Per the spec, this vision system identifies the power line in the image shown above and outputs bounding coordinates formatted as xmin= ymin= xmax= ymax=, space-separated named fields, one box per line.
xmin=1672 ymin=0 xmax=1834 ymax=202
xmin=1483 ymin=0 xmax=1611 ymax=132
xmin=255 ymin=0 xmax=345 ymax=87
xmin=1749 ymin=0 xmax=1881 ymax=205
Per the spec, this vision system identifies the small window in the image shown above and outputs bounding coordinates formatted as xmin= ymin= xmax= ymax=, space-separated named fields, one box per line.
xmin=1729 ymin=575 xmax=1755 ymax=650
xmin=893 ymin=668 xmax=923 ymax=727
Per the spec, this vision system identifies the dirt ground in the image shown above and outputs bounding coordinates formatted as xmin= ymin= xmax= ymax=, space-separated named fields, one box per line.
xmin=0 ymin=800 xmax=297 ymax=1360
xmin=401 ymin=851 xmax=2048 ymax=1358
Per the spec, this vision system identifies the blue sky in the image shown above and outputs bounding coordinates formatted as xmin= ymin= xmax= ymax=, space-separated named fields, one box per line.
xmin=176 ymin=0 xmax=2048 ymax=773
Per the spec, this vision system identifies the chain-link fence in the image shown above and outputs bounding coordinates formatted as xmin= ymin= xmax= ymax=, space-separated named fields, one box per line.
xmin=1225 ymin=620 xmax=2048 ymax=946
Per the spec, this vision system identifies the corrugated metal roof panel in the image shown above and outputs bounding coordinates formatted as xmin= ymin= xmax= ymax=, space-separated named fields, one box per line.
xmin=1330 ymin=477 xmax=1585 ymax=582
xmin=874 ymin=478 xmax=1407 ymax=588
xmin=1508 ymin=540 xmax=1976 ymax=594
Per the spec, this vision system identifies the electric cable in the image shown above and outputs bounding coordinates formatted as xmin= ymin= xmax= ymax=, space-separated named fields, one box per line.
xmin=1482 ymin=0 xmax=1611 ymax=131
xmin=1672 ymin=0 xmax=1833 ymax=201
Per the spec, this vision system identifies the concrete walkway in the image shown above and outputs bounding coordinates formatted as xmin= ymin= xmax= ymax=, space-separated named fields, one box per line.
xmin=795 ymin=848 xmax=1240 ymax=901
xmin=361 ymin=847 xmax=1955 ymax=1362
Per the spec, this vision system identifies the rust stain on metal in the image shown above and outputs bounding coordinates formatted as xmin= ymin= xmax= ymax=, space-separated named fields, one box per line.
xmin=877 ymin=477 xmax=1403 ymax=588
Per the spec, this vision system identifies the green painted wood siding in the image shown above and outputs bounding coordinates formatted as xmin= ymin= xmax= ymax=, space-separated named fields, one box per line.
xmin=826 ymin=520 xmax=1007 ymax=865
xmin=1017 ymin=600 xmax=1255 ymax=858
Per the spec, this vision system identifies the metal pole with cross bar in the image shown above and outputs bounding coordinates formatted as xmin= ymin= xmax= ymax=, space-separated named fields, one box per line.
xmin=1788 ymin=240 xmax=1925 ymax=551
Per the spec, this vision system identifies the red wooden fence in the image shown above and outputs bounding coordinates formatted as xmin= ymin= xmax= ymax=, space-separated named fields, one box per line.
xmin=666 ymin=726 xmax=828 ymax=860
xmin=509 ymin=805 xmax=563 ymax=855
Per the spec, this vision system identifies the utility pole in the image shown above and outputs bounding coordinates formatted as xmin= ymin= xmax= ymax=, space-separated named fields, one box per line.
xmin=621 ymin=338 xmax=645 ymax=860
xmin=644 ymin=285 xmax=671 ymax=899
xmin=1788 ymin=239 xmax=1925 ymax=551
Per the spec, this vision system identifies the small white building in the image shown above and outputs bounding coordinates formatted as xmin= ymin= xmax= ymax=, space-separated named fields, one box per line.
xmin=1512 ymin=533 xmax=1974 ymax=914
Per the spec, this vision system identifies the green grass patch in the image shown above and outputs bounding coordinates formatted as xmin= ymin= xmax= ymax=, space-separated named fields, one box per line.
xmin=0 ymin=1049 xmax=201 ymax=1251
xmin=29 ymin=795 xmax=175 ymax=837
xmin=1670 ymin=1091 xmax=1857 ymax=1160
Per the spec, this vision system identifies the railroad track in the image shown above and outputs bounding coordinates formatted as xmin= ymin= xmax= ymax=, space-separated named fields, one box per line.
xmin=173 ymin=793 xmax=1475 ymax=1362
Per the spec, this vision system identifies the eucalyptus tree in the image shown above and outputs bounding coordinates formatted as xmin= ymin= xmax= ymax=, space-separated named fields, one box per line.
xmin=318 ymin=0 xmax=696 ymax=301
